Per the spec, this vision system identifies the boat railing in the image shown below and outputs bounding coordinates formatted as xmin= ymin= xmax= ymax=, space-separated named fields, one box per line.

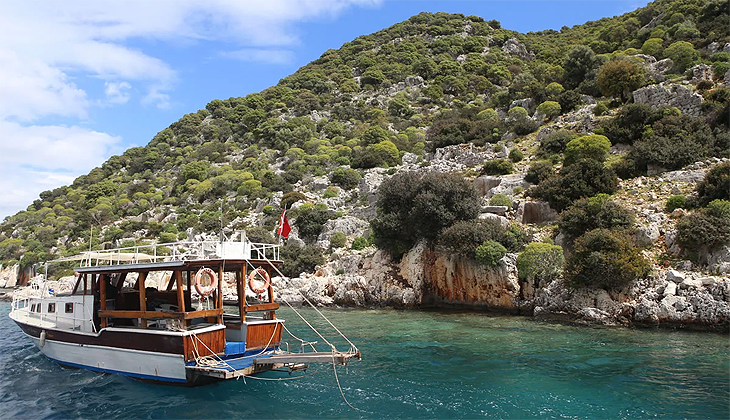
xmin=58 ymin=239 xmax=281 ymax=268
xmin=11 ymin=293 xmax=94 ymax=333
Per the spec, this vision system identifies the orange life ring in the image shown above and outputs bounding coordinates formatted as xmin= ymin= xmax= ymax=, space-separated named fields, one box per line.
xmin=194 ymin=268 xmax=218 ymax=297
xmin=248 ymin=268 xmax=271 ymax=294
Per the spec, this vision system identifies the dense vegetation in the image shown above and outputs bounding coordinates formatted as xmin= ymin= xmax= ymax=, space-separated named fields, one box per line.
xmin=1 ymin=0 xmax=729 ymax=290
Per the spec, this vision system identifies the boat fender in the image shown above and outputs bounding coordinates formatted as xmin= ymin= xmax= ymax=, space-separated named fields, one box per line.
xmin=40 ymin=330 xmax=46 ymax=348
xmin=248 ymin=268 xmax=271 ymax=294
xmin=194 ymin=268 xmax=218 ymax=297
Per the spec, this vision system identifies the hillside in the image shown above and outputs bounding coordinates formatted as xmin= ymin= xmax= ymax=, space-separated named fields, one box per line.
xmin=1 ymin=0 xmax=729 ymax=325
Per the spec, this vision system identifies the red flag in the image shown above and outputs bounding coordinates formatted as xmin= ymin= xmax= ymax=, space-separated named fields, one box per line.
xmin=277 ymin=210 xmax=291 ymax=239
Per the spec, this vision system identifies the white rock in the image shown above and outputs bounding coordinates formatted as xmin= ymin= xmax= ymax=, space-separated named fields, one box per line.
xmin=663 ymin=281 xmax=677 ymax=296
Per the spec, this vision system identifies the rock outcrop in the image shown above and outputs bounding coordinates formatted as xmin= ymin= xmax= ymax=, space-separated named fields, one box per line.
xmin=632 ymin=83 xmax=703 ymax=117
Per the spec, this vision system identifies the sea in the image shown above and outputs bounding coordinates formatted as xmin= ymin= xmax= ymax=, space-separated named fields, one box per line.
xmin=1 ymin=301 xmax=728 ymax=419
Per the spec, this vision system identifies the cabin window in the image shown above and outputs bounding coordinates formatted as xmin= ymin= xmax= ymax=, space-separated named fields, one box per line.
xmin=35 ymin=304 xmax=41 ymax=313
xmin=48 ymin=303 xmax=55 ymax=313
xmin=65 ymin=303 xmax=74 ymax=313
xmin=30 ymin=304 xmax=36 ymax=312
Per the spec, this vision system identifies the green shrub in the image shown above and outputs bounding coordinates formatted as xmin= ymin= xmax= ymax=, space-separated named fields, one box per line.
xmin=329 ymin=232 xmax=347 ymax=248
xmin=509 ymin=148 xmax=524 ymax=163
xmin=475 ymin=240 xmax=507 ymax=266
xmin=563 ymin=135 xmax=611 ymax=166
xmin=596 ymin=59 xmax=646 ymax=101
xmin=677 ymin=201 xmax=730 ymax=253
xmin=330 ymin=167 xmax=362 ymax=190
xmin=529 ymin=159 xmax=618 ymax=212
xmin=664 ymin=41 xmax=699 ymax=73
xmin=538 ymin=130 xmax=577 ymax=157
xmin=525 ymin=160 xmax=555 ymax=184
xmin=558 ymin=194 xmax=634 ymax=240
xmin=323 ymin=186 xmax=339 ymax=199
xmin=280 ymin=191 xmax=306 ymax=209
xmin=545 ymin=82 xmax=564 ymax=97
xmin=593 ymin=102 xmax=608 ymax=116
xmin=280 ymin=242 xmax=325 ymax=277
xmin=536 ymin=101 xmax=562 ymax=119
xmin=371 ymin=172 xmax=481 ymax=256
xmin=641 ymin=38 xmax=664 ymax=57
xmin=295 ymin=204 xmax=334 ymax=241
xmin=481 ymin=159 xmax=513 ymax=175
xmin=696 ymin=162 xmax=730 ymax=206
xmin=489 ymin=193 xmax=511 ymax=207
xmin=246 ymin=226 xmax=275 ymax=244
xmin=501 ymin=223 xmax=529 ymax=252
xmin=516 ymin=242 xmax=564 ymax=282
xmin=665 ymin=195 xmax=688 ymax=213
xmin=351 ymin=236 xmax=370 ymax=250
xmin=507 ymin=106 xmax=538 ymax=135
xmin=566 ymin=229 xmax=650 ymax=289
xmin=158 ymin=232 xmax=177 ymax=244
xmin=438 ymin=219 xmax=505 ymax=255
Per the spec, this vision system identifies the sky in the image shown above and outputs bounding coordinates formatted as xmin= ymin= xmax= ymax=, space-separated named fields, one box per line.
xmin=0 ymin=0 xmax=648 ymax=220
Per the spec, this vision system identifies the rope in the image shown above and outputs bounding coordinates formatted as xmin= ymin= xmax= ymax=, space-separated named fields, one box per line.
xmin=332 ymin=353 xmax=363 ymax=412
xmin=259 ymin=256 xmax=359 ymax=353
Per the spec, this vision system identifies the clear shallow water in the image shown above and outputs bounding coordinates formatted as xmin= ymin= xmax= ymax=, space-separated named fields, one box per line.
xmin=1 ymin=302 xmax=728 ymax=419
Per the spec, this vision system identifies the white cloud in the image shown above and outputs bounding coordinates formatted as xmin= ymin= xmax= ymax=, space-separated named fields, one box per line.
xmin=104 ymin=81 xmax=132 ymax=105
xmin=219 ymin=48 xmax=296 ymax=65
xmin=0 ymin=0 xmax=382 ymax=219
xmin=0 ymin=121 xmax=122 ymax=219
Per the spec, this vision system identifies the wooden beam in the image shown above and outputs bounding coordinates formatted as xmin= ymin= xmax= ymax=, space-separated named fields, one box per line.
xmin=242 ymin=302 xmax=280 ymax=313
xmin=184 ymin=308 xmax=223 ymax=320
xmin=237 ymin=266 xmax=246 ymax=323
xmin=175 ymin=270 xmax=186 ymax=314
xmin=266 ymin=266 xmax=275 ymax=320
xmin=99 ymin=273 xmax=107 ymax=328
xmin=114 ymin=272 xmax=127 ymax=289
xmin=97 ymin=308 xmax=222 ymax=320
xmin=217 ymin=265 xmax=224 ymax=324
xmin=138 ymin=272 xmax=148 ymax=328
xmin=72 ymin=273 xmax=81 ymax=295
xmin=83 ymin=273 xmax=88 ymax=296
xmin=165 ymin=273 xmax=175 ymax=291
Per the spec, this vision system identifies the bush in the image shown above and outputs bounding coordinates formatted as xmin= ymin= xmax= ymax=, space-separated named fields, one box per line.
xmin=536 ymin=101 xmax=562 ymax=119
xmin=538 ymin=130 xmax=577 ymax=157
xmin=664 ymin=41 xmax=699 ymax=73
xmin=696 ymin=162 xmax=730 ymax=206
xmin=566 ymin=229 xmax=650 ymax=289
xmin=489 ymin=193 xmax=511 ymax=207
xmin=677 ymin=200 xmax=730 ymax=253
xmin=371 ymin=172 xmax=481 ymax=256
xmin=475 ymin=241 xmax=507 ymax=266
xmin=329 ymin=232 xmax=347 ymax=248
xmin=330 ymin=167 xmax=362 ymax=190
xmin=509 ymin=148 xmax=524 ymax=163
xmin=563 ymin=135 xmax=611 ymax=166
xmin=600 ymin=103 xmax=661 ymax=145
xmin=507 ymin=106 xmax=538 ymax=135
xmin=529 ymin=159 xmax=618 ymax=212
xmin=438 ymin=219 xmax=505 ymax=255
xmin=323 ymin=186 xmax=339 ymax=199
xmin=558 ymin=194 xmax=635 ymax=240
xmin=280 ymin=242 xmax=325 ymax=277
xmin=501 ymin=223 xmax=529 ymax=252
xmin=641 ymin=38 xmax=664 ymax=57
xmin=516 ymin=242 xmax=564 ymax=283
xmin=351 ymin=236 xmax=370 ymax=250
xmin=545 ymin=82 xmax=564 ymax=96
xmin=593 ymin=102 xmax=608 ymax=116
xmin=596 ymin=59 xmax=647 ymax=101
xmin=481 ymin=159 xmax=513 ymax=175
xmin=525 ymin=160 xmax=555 ymax=184
xmin=281 ymin=191 xmax=306 ymax=209
xmin=295 ymin=204 xmax=334 ymax=241
xmin=665 ymin=195 xmax=688 ymax=213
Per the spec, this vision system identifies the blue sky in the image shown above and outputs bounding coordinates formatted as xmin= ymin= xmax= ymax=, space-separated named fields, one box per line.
xmin=0 ymin=0 xmax=647 ymax=219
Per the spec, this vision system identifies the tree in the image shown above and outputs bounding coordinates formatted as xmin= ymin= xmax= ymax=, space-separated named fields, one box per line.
xmin=516 ymin=242 xmax=564 ymax=284
xmin=563 ymin=45 xmax=601 ymax=89
xmin=536 ymin=101 xmax=562 ymax=120
xmin=596 ymin=59 xmax=646 ymax=101
xmin=664 ymin=41 xmax=699 ymax=73
xmin=371 ymin=172 xmax=480 ymax=256
xmin=558 ymin=194 xmax=635 ymax=240
xmin=529 ymin=158 xmax=618 ymax=212
xmin=641 ymin=38 xmax=664 ymax=57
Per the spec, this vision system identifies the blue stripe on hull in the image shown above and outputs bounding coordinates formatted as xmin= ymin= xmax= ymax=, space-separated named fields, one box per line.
xmin=48 ymin=357 xmax=188 ymax=384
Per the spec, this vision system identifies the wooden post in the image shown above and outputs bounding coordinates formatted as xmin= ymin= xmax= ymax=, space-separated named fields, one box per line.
xmin=83 ymin=273 xmax=88 ymax=295
xmin=72 ymin=273 xmax=81 ymax=295
xmin=138 ymin=271 xmax=148 ymax=329
xmin=185 ymin=270 xmax=192 ymax=328
xmin=217 ymin=265 xmax=224 ymax=324
xmin=266 ymin=266 xmax=275 ymax=320
xmin=175 ymin=270 xmax=186 ymax=313
xmin=115 ymin=272 xmax=127 ymax=289
xmin=99 ymin=273 xmax=107 ymax=328
xmin=165 ymin=273 xmax=175 ymax=291
xmin=237 ymin=266 xmax=245 ymax=325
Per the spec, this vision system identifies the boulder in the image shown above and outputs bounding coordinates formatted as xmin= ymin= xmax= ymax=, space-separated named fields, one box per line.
xmin=502 ymin=38 xmax=535 ymax=61
xmin=316 ymin=216 xmax=371 ymax=248
xmin=663 ymin=281 xmax=677 ymax=296
xmin=666 ymin=270 xmax=686 ymax=283
xmin=477 ymin=212 xmax=510 ymax=228
xmin=516 ymin=201 xmax=558 ymax=224
xmin=482 ymin=206 xmax=508 ymax=215
xmin=635 ymin=224 xmax=660 ymax=247
xmin=473 ymin=176 xmax=501 ymax=196
xmin=680 ymin=277 xmax=703 ymax=289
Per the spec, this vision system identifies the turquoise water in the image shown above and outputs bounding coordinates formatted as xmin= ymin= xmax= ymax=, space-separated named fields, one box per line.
xmin=1 ymin=302 xmax=728 ymax=419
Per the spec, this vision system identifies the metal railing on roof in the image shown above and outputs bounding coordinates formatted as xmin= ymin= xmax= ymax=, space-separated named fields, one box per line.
xmin=53 ymin=239 xmax=280 ymax=268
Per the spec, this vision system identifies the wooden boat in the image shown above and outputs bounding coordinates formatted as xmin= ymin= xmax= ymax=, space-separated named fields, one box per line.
xmin=9 ymin=233 xmax=360 ymax=385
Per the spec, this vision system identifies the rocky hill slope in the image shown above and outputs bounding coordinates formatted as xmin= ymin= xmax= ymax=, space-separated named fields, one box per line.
xmin=2 ymin=0 xmax=729 ymax=330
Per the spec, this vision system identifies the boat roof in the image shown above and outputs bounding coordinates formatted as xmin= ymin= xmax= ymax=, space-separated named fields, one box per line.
xmin=73 ymin=258 xmax=281 ymax=274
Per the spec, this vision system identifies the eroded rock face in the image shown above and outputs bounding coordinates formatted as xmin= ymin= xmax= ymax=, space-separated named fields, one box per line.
xmin=423 ymin=250 xmax=520 ymax=310
xmin=516 ymin=201 xmax=558 ymax=224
